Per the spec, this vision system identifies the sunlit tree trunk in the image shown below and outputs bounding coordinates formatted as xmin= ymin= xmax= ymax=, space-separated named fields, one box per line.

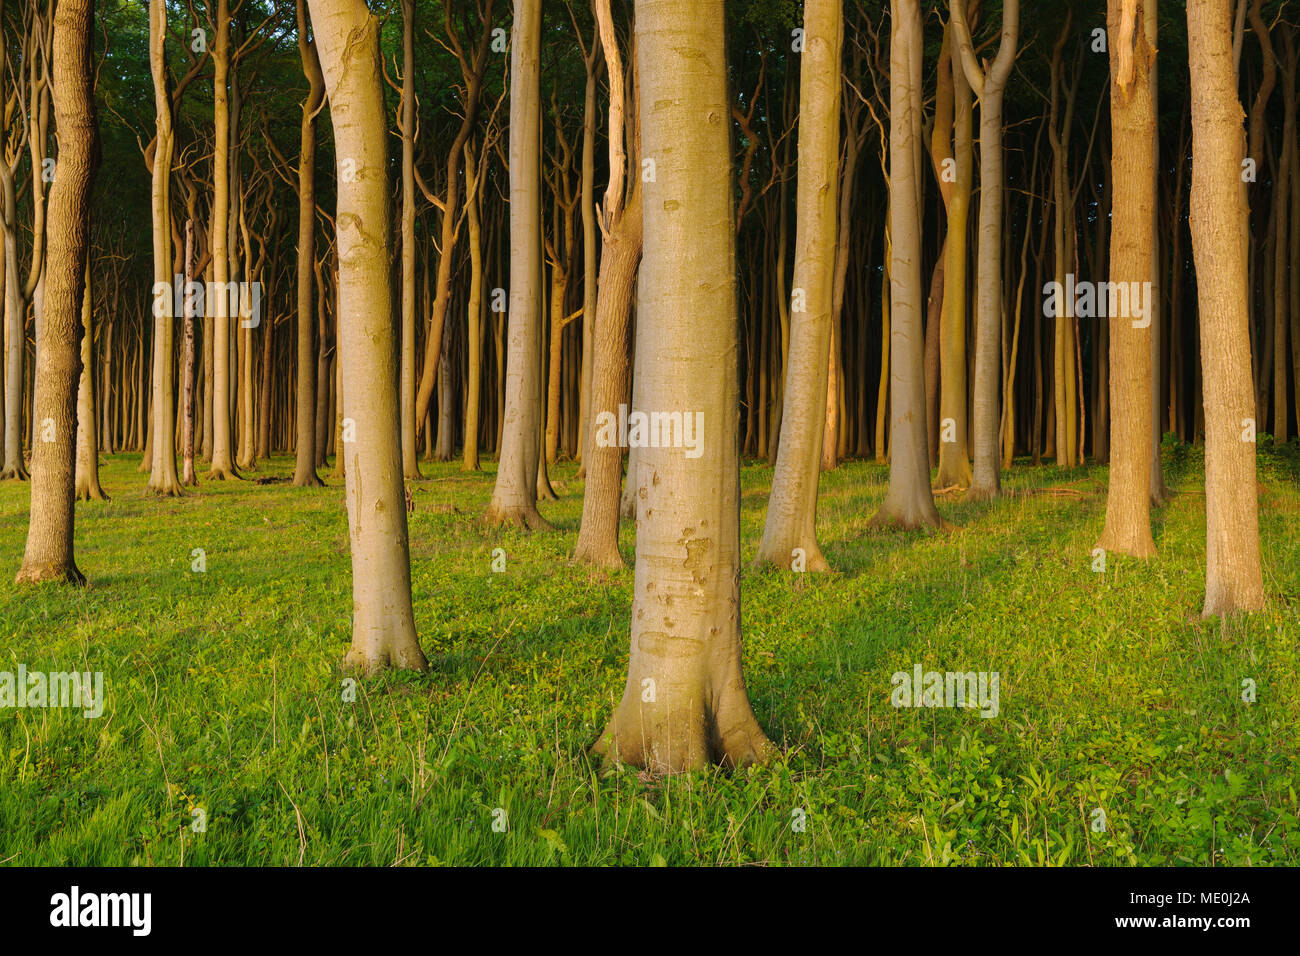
xmin=311 ymin=0 xmax=427 ymax=672
xmin=147 ymin=0 xmax=181 ymax=496
xmin=292 ymin=0 xmax=324 ymax=487
xmin=17 ymin=0 xmax=96 ymax=583
xmin=573 ymin=0 xmax=641 ymax=566
xmin=953 ymin=0 xmax=1018 ymax=500
xmin=74 ymin=255 xmax=107 ymax=500
xmin=872 ymin=0 xmax=940 ymax=529
xmin=207 ymin=0 xmax=237 ymax=480
xmin=487 ymin=0 xmax=549 ymax=529
xmin=756 ymin=0 xmax=840 ymax=571
xmin=1186 ymin=0 xmax=1265 ymax=616
xmin=1098 ymin=0 xmax=1156 ymax=558
xmin=595 ymin=0 xmax=774 ymax=772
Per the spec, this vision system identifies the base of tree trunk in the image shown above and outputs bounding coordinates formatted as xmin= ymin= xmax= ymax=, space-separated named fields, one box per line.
xmin=1201 ymin=586 xmax=1265 ymax=620
xmin=206 ymin=466 xmax=240 ymax=481
xmin=869 ymin=496 xmax=942 ymax=531
xmin=291 ymin=470 xmax=323 ymax=488
xmin=572 ymin=537 xmax=624 ymax=569
xmin=1095 ymin=529 xmax=1156 ymax=559
xmin=15 ymin=562 xmax=86 ymax=586
xmin=964 ymin=482 xmax=1000 ymax=503
xmin=343 ymin=642 xmax=429 ymax=677
xmin=754 ymin=536 xmax=830 ymax=572
xmin=74 ymin=483 xmax=110 ymax=502
xmin=485 ymin=503 xmax=552 ymax=531
xmin=592 ymin=682 xmax=777 ymax=773
xmin=1 ymin=467 xmax=29 ymax=481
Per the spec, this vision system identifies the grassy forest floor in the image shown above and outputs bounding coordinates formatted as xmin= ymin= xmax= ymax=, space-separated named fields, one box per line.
xmin=1 ymin=442 xmax=1298 ymax=866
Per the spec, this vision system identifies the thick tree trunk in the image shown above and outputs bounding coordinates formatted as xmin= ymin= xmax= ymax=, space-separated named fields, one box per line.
xmin=17 ymin=0 xmax=96 ymax=583
xmin=594 ymin=0 xmax=774 ymax=772
xmin=1186 ymin=0 xmax=1265 ymax=617
xmin=310 ymin=0 xmax=427 ymax=673
xmin=756 ymin=0 xmax=840 ymax=572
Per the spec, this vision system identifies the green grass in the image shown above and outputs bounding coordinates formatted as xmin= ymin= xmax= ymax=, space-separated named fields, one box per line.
xmin=1 ymin=442 xmax=1297 ymax=866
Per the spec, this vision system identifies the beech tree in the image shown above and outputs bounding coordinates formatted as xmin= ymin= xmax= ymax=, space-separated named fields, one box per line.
xmin=756 ymin=0 xmax=841 ymax=571
xmin=310 ymin=0 xmax=427 ymax=673
xmin=871 ymin=0 xmax=940 ymax=530
xmin=487 ymin=0 xmax=549 ymax=529
xmin=16 ymin=0 xmax=96 ymax=583
xmin=952 ymin=0 xmax=1017 ymax=501
xmin=1098 ymin=0 xmax=1156 ymax=559
xmin=595 ymin=0 xmax=773 ymax=771
xmin=572 ymin=0 xmax=640 ymax=567
xmin=1186 ymin=0 xmax=1265 ymax=616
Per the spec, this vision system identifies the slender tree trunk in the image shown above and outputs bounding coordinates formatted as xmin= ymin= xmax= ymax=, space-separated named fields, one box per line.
xmin=872 ymin=0 xmax=940 ymax=530
xmin=147 ymin=0 xmax=181 ymax=496
xmin=398 ymin=0 xmax=420 ymax=478
xmin=292 ymin=0 xmax=324 ymax=487
xmin=954 ymin=0 xmax=1017 ymax=500
xmin=936 ymin=5 xmax=973 ymax=489
xmin=207 ymin=0 xmax=237 ymax=479
xmin=462 ymin=142 xmax=484 ymax=472
xmin=487 ymin=0 xmax=549 ymax=529
xmin=756 ymin=0 xmax=841 ymax=571
xmin=74 ymin=255 xmax=107 ymax=501
xmin=310 ymin=0 xmax=427 ymax=672
xmin=180 ymin=220 xmax=197 ymax=485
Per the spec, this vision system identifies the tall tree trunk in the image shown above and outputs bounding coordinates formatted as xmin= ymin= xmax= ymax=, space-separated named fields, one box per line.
xmin=954 ymin=0 xmax=1018 ymax=500
xmin=1186 ymin=0 xmax=1265 ymax=616
xmin=17 ymin=0 xmax=96 ymax=583
xmin=310 ymin=0 xmax=427 ymax=672
xmin=594 ymin=0 xmax=774 ymax=772
xmin=147 ymin=0 xmax=181 ymax=496
xmin=756 ymin=0 xmax=840 ymax=571
xmin=180 ymin=220 xmax=197 ymax=485
xmin=74 ymin=256 xmax=107 ymax=501
xmin=398 ymin=0 xmax=420 ymax=478
xmin=207 ymin=0 xmax=237 ymax=479
xmin=486 ymin=0 xmax=549 ymax=529
xmin=1146 ymin=0 xmax=1169 ymax=504
xmin=462 ymin=141 xmax=485 ymax=472
xmin=936 ymin=4 xmax=973 ymax=489
xmin=871 ymin=0 xmax=940 ymax=530
xmin=292 ymin=0 xmax=324 ymax=487
xmin=1098 ymin=0 xmax=1156 ymax=558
